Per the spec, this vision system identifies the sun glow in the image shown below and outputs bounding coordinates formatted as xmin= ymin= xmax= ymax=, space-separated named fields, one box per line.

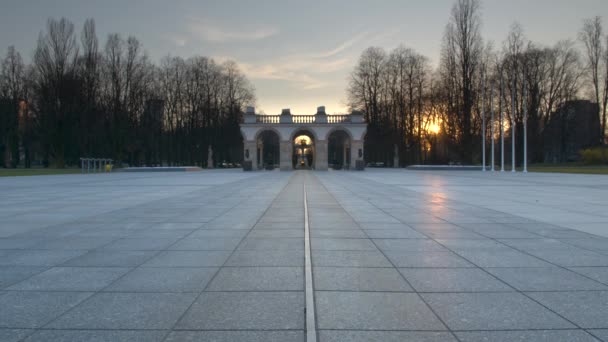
xmin=429 ymin=122 xmax=441 ymax=134
xmin=294 ymin=135 xmax=312 ymax=145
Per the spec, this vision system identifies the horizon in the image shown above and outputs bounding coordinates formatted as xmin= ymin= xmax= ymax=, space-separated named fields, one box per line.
xmin=1 ymin=0 xmax=608 ymax=114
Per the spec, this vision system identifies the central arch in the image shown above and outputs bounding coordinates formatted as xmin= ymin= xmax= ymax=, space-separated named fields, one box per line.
xmin=291 ymin=129 xmax=316 ymax=169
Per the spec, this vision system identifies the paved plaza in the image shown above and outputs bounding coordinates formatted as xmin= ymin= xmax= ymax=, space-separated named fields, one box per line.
xmin=1 ymin=169 xmax=608 ymax=341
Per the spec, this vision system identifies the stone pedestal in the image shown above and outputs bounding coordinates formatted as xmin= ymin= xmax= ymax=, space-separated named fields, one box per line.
xmin=350 ymin=140 xmax=364 ymax=170
xmin=243 ymin=140 xmax=257 ymax=170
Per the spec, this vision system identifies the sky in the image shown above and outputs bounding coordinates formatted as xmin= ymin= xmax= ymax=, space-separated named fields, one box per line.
xmin=1 ymin=0 xmax=608 ymax=114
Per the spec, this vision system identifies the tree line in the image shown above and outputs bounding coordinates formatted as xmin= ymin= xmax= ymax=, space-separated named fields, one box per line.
xmin=3 ymin=1 xmax=607 ymax=168
xmin=0 ymin=18 xmax=253 ymax=168
xmin=348 ymin=0 xmax=607 ymax=166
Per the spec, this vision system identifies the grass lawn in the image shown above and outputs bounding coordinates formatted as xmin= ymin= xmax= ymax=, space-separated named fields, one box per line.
xmin=490 ymin=163 xmax=608 ymax=175
xmin=0 ymin=168 xmax=84 ymax=177
xmin=524 ymin=164 xmax=608 ymax=175
xmin=435 ymin=163 xmax=608 ymax=175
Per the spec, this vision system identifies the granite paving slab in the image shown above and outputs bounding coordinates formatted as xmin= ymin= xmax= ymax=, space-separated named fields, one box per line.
xmin=175 ymin=292 xmax=304 ymax=330
xmin=22 ymin=330 xmax=167 ymax=342
xmin=104 ymin=267 xmax=217 ymax=292
xmin=527 ymin=291 xmax=608 ymax=329
xmin=421 ymin=292 xmax=575 ymax=330
xmin=315 ymin=291 xmax=446 ymax=330
xmin=2 ymin=169 xmax=608 ymax=340
xmin=47 ymin=292 xmax=197 ymax=329
xmin=455 ymin=330 xmax=601 ymax=342
xmin=0 ymin=291 xmax=92 ymax=328
xmin=8 ymin=267 xmax=130 ymax=291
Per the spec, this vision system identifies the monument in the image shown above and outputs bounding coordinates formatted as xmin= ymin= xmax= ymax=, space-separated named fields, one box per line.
xmin=240 ymin=106 xmax=367 ymax=171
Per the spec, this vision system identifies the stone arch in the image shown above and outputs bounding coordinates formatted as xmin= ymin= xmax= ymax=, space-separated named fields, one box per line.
xmin=289 ymin=127 xmax=319 ymax=142
xmin=327 ymin=128 xmax=353 ymax=170
xmin=254 ymin=127 xmax=283 ymax=142
xmin=290 ymin=128 xmax=317 ymax=169
xmin=324 ymin=126 xmax=354 ymax=141
xmin=256 ymin=129 xmax=281 ymax=170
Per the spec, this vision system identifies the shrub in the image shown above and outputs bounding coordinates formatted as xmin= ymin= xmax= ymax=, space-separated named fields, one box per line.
xmin=580 ymin=147 xmax=608 ymax=165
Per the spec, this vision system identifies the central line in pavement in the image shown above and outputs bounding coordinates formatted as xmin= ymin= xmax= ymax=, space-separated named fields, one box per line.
xmin=303 ymin=181 xmax=317 ymax=342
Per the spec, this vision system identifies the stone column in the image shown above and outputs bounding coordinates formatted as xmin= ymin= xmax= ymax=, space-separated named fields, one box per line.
xmin=315 ymin=140 xmax=328 ymax=171
xmin=279 ymin=140 xmax=293 ymax=171
xmin=343 ymin=143 xmax=348 ymax=169
xmin=258 ymin=142 xmax=263 ymax=169
xmin=243 ymin=140 xmax=257 ymax=171
xmin=351 ymin=140 xmax=365 ymax=170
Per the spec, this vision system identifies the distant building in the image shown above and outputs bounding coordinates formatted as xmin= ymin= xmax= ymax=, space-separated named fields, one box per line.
xmin=543 ymin=100 xmax=601 ymax=163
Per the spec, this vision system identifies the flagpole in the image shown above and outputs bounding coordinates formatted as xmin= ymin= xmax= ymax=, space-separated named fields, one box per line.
xmin=482 ymin=71 xmax=486 ymax=172
xmin=491 ymin=81 xmax=495 ymax=171
xmin=511 ymin=73 xmax=516 ymax=173
xmin=500 ymin=72 xmax=505 ymax=172
xmin=523 ymin=78 xmax=528 ymax=173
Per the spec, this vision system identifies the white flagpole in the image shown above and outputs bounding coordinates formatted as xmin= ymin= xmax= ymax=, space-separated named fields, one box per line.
xmin=491 ymin=81 xmax=495 ymax=171
xmin=500 ymin=73 xmax=505 ymax=172
xmin=482 ymin=71 xmax=486 ymax=171
xmin=523 ymin=78 xmax=528 ymax=173
xmin=511 ymin=73 xmax=516 ymax=173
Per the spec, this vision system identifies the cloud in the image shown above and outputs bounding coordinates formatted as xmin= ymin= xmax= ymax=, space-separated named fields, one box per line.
xmin=238 ymin=63 xmax=328 ymax=90
xmin=188 ymin=19 xmax=278 ymax=42
xmin=311 ymin=31 xmax=370 ymax=59
xmin=237 ymin=55 xmax=352 ymax=91
xmin=163 ymin=34 xmax=188 ymax=47
xmin=232 ymin=32 xmax=370 ymax=90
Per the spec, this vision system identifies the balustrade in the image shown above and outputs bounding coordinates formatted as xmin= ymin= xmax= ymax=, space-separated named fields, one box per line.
xmin=253 ymin=114 xmax=355 ymax=124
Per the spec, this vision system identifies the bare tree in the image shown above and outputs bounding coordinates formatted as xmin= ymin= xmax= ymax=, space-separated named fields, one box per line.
xmin=347 ymin=47 xmax=391 ymax=163
xmin=442 ymin=0 xmax=483 ymax=163
xmin=348 ymin=47 xmax=386 ymax=123
xmin=349 ymin=46 xmax=432 ymax=165
xmin=1 ymin=46 xmax=25 ymax=100
xmin=159 ymin=56 xmax=186 ymax=164
xmin=0 ymin=46 xmax=26 ymax=167
xmin=580 ymin=16 xmax=605 ymax=143
xmin=79 ymin=18 xmax=100 ymax=156
xmin=603 ymin=33 xmax=608 ymax=144
xmin=542 ymin=40 xmax=582 ymax=123
xmin=32 ymin=18 xmax=80 ymax=167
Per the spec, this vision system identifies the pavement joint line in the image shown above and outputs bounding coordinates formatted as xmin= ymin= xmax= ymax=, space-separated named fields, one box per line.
xmin=303 ymin=177 xmax=318 ymax=342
